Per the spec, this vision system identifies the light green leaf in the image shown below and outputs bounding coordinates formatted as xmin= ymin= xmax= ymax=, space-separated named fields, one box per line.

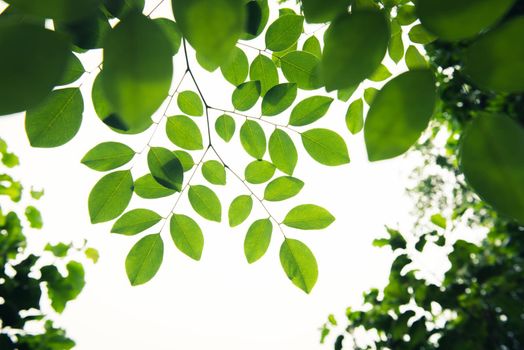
xmin=88 ymin=170 xmax=134 ymax=224
xmin=369 ymin=64 xmax=392 ymax=82
xmin=25 ymin=206 xmax=43 ymax=229
xmin=215 ymin=114 xmax=236 ymax=142
xmin=81 ymin=142 xmax=135 ymax=171
xmin=232 ymin=81 xmax=261 ymax=111
xmin=337 ymin=85 xmax=358 ymax=102
xmin=111 ymin=209 xmax=162 ymax=236
xmin=154 ymin=18 xmax=182 ymax=55
xmin=228 ymin=195 xmax=253 ymax=227
xmin=170 ymin=214 xmax=204 ymax=260
xmin=289 ymin=96 xmax=333 ymax=126
xmin=173 ymin=150 xmax=194 ymax=171
xmin=264 ymin=176 xmax=304 ymax=201
xmin=301 ymin=0 xmax=350 ymax=23
xmin=188 ymin=185 xmax=222 ymax=222
xmin=345 ymin=99 xmax=364 ymax=135
xmin=240 ymin=120 xmax=266 ymax=159
xmin=283 ymin=204 xmax=335 ymax=230
xmin=364 ymin=87 xmax=379 ymax=105
xmin=25 ymin=88 xmax=83 ymax=148
xmin=244 ymin=218 xmax=272 ymax=263
xmin=430 ymin=213 xmax=447 ymax=229
xmin=147 ymin=147 xmax=184 ymax=191
xmin=405 ymin=46 xmax=428 ymax=70
xmin=250 ymin=54 xmax=279 ymax=95
xmin=166 ymin=115 xmax=204 ymax=150
xmin=58 ymin=52 xmax=84 ymax=86
xmin=262 ymin=83 xmax=297 ymax=116
xmin=280 ymin=51 xmax=322 ymax=90
xmin=85 ymin=247 xmax=100 ymax=263
xmin=125 ymin=233 xmax=164 ymax=286
xmin=301 ymin=129 xmax=350 ymax=166
xmin=245 ymin=160 xmax=275 ymax=184
xmin=134 ymin=174 xmax=176 ymax=199
xmin=408 ymin=24 xmax=437 ymax=45
xmin=364 ymin=70 xmax=436 ymax=161
xmin=265 ymin=14 xmax=304 ymax=52
xmin=268 ymin=129 xmax=297 ymax=175
xmin=279 ymin=238 xmax=318 ymax=293
xmin=220 ymin=47 xmax=249 ymax=86
xmin=302 ymin=35 xmax=321 ymax=58
xmin=202 ymin=160 xmax=227 ymax=185
xmin=177 ymin=91 xmax=204 ymax=117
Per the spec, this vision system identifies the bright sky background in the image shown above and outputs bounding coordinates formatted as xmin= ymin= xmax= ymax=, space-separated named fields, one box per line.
xmin=0 ymin=1 xmax=421 ymax=349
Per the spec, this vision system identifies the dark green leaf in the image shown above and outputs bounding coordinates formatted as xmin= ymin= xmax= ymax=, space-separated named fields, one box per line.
xmin=154 ymin=18 xmax=182 ymax=55
xmin=261 ymin=83 xmax=297 ymax=116
xmin=147 ymin=147 xmax=184 ymax=191
xmin=242 ymin=0 xmax=270 ymax=40
xmin=111 ymin=209 xmax=162 ymax=236
xmin=232 ymin=81 xmax=261 ymax=111
xmin=408 ymin=24 xmax=437 ymax=45
xmin=289 ymin=96 xmax=333 ymax=126
xmin=405 ymin=46 xmax=428 ymax=70
xmin=244 ymin=218 xmax=272 ymax=263
xmin=228 ymin=195 xmax=253 ymax=227
xmin=215 ymin=114 xmax=236 ymax=142
xmin=388 ymin=19 xmax=404 ymax=64
xmin=125 ymin=233 xmax=163 ymax=286
xmin=279 ymin=238 xmax=318 ymax=293
xmin=301 ymin=129 xmax=350 ymax=166
xmin=264 ymin=176 xmax=304 ymax=201
xmin=173 ymin=150 xmax=194 ymax=171
xmin=301 ymin=0 xmax=350 ymax=23
xmin=58 ymin=52 xmax=84 ymax=86
xmin=245 ymin=160 xmax=275 ymax=184
xmin=240 ymin=120 xmax=266 ymax=159
xmin=268 ymin=129 xmax=297 ymax=175
xmin=202 ymin=160 xmax=226 ymax=185
xmin=188 ymin=185 xmax=222 ymax=222
xmin=81 ymin=142 xmax=135 ymax=171
xmin=177 ymin=90 xmax=204 ymax=117
xmin=283 ymin=204 xmax=335 ymax=230
xmin=88 ymin=170 xmax=134 ymax=224
xmin=265 ymin=14 xmax=303 ymax=52
xmin=166 ymin=115 xmax=204 ymax=150
xmin=8 ymin=0 xmax=101 ymax=21
xmin=170 ymin=214 xmax=204 ymax=260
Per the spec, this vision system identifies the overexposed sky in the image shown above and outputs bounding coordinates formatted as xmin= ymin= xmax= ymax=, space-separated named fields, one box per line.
xmin=0 ymin=1 xmax=419 ymax=349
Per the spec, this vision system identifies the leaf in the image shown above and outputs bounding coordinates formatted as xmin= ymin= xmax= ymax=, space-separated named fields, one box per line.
xmin=415 ymin=0 xmax=516 ymax=41
xmin=302 ymin=35 xmax=321 ymax=58
xmin=244 ymin=219 xmax=272 ymax=263
xmin=134 ymin=174 xmax=176 ymax=199
xmin=460 ymin=114 xmax=524 ymax=225
xmin=104 ymin=0 xmax=144 ymax=18
xmin=345 ymin=99 xmax=364 ymax=135
xmin=7 ymin=0 xmax=101 ymax=21
xmin=289 ymin=96 xmax=333 ymax=126
xmin=405 ymin=46 xmax=428 ymax=70
xmin=264 ymin=176 xmax=304 ymax=201
xmin=283 ymin=204 xmax=335 ymax=230
xmin=396 ymin=4 xmax=417 ymax=26
xmin=364 ymin=87 xmax=379 ymax=105
xmin=25 ymin=206 xmax=43 ymax=229
xmin=261 ymin=83 xmax=297 ymax=116
xmin=279 ymin=238 xmax=318 ymax=293
xmin=250 ymin=54 xmax=279 ymax=95
xmin=25 ymin=88 xmax=83 ymax=148
xmin=102 ymin=13 xmax=172 ymax=131
xmin=301 ymin=129 xmax=350 ymax=166
xmin=81 ymin=142 xmax=135 ymax=171
xmin=173 ymin=150 xmax=194 ymax=171
xmin=111 ymin=209 xmax=162 ymax=236
xmin=464 ymin=17 xmax=524 ymax=93
xmin=280 ymin=51 xmax=322 ymax=90
xmin=147 ymin=147 xmax=184 ymax=191
xmin=172 ymin=0 xmax=245 ymax=65
xmin=430 ymin=214 xmax=447 ymax=229
xmin=232 ymin=81 xmax=261 ymax=111
xmin=215 ymin=114 xmax=236 ymax=142
xmin=408 ymin=24 xmax=437 ymax=45
xmin=388 ymin=19 xmax=404 ymax=64
xmin=170 ymin=214 xmax=204 ymax=260
xmin=202 ymin=160 xmax=226 ymax=185
xmin=228 ymin=195 xmax=253 ymax=227
xmin=166 ymin=115 xmax=204 ymax=150
xmin=88 ymin=170 xmax=134 ymax=224
xmin=322 ymin=10 xmax=389 ymax=91
xmin=177 ymin=91 xmax=204 ymax=117
xmin=301 ymin=0 xmax=350 ymax=23
xmin=240 ymin=120 xmax=266 ymax=159
xmin=154 ymin=18 xmax=182 ymax=55
xmin=220 ymin=47 xmax=249 ymax=86
xmin=364 ymin=69 xmax=436 ymax=161
xmin=245 ymin=160 xmax=275 ymax=184
xmin=337 ymin=85 xmax=358 ymax=102
xmin=125 ymin=234 xmax=164 ymax=286
xmin=85 ymin=247 xmax=100 ymax=263
xmin=58 ymin=52 xmax=84 ymax=86
xmin=369 ymin=64 xmax=392 ymax=82
xmin=188 ymin=185 xmax=222 ymax=222
xmin=265 ymin=14 xmax=304 ymax=52
xmin=242 ymin=0 xmax=270 ymax=40
xmin=55 ymin=10 xmax=110 ymax=51
xmin=268 ymin=129 xmax=297 ymax=175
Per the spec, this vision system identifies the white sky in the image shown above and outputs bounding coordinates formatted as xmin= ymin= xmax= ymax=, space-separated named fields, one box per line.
xmin=0 ymin=1 xmax=420 ymax=349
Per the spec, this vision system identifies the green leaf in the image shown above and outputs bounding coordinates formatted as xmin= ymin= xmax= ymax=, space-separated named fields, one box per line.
xmin=104 ymin=0 xmax=144 ymax=19
xmin=240 ymin=120 xmax=266 ymax=159
xmin=188 ymin=185 xmax=222 ymax=222
xmin=45 ymin=243 xmax=70 ymax=258
xmin=261 ymin=83 xmax=297 ymax=116
xmin=85 ymin=247 xmax=100 ymax=263
xmin=369 ymin=64 xmax=392 ymax=82
xmin=177 ymin=90 xmax=204 ymax=117
xmin=302 ymin=35 xmax=321 ymax=58
xmin=364 ymin=70 xmax=436 ymax=161
xmin=102 ymin=13 xmax=172 ymax=131
xmin=220 ymin=47 xmax=249 ymax=86
xmin=405 ymin=46 xmax=428 ymax=70
xmin=337 ymin=85 xmax=358 ymax=102
xmin=202 ymin=160 xmax=226 ymax=185
xmin=408 ymin=24 xmax=437 ymax=45
xmin=265 ymin=14 xmax=303 ymax=52
xmin=242 ymin=0 xmax=270 ymax=40
xmin=125 ymin=233 xmax=164 ymax=286
xmin=364 ymin=87 xmax=379 ymax=105
xmin=111 ymin=209 xmax=162 ymax=236
xmin=322 ymin=10 xmax=389 ymax=91
xmin=280 ymin=51 xmax=322 ymax=90
xmin=245 ymin=160 xmax=275 ymax=184
xmin=172 ymin=0 xmax=245 ymax=65
xmin=232 ymin=81 xmax=261 ymax=111
xmin=25 ymin=88 xmax=83 ymax=148
xmin=173 ymin=150 xmax=194 ymax=172
xmin=147 ymin=147 xmax=184 ymax=191
xmin=58 ymin=52 xmax=84 ymax=86
xmin=430 ymin=214 xmax=447 ymax=229
xmin=215 ymin=114 xmax=236 ymax=142
xmin=268 ymin=129 xmax=297 ymax=175
xmin=396 ymin=4 xmax=417 ymax=25
xmin=81 ymin=142 xmax=135 ymax=171
xmin=464 ymin=17 xmax=524 ymax=93
xmin=388 ymin=19 xmax=404 ymax=64
xmin=283 ymin=204 xmax=335 ymax=230
xmin=279 ymin=238 xmax=318 ymax=293
xmin=264 ymin=176 xmax=304 ymax=201
xmin=134 ymin=174 xmax=176 ymax=199
xmin=88 ymin=170 xmax=134 ymax=224
xmin=244 ymin=218 xmax=272 ymax=263
xmin=170 ymin=214 xmax=204 ymax=260
xmin=250 ymin=54 xmax=279 ymax=95
xmin=301 ymin=0 xmax=350 ymax=23
xmin=228 ymin=195 xmax=253 ymax=227
xmin=8 ymin=0 xmax=101 ymax=21
xmin=55 ymin=10 xmax=110 ymax=51
xmin=415 ymin=0 xmax=516 ymax=41
xmin=345 ymin=99 xmax=364 ymax=135
xmin=301 ymin=129 xmax=350 ymax=166
xmin=289 ymin=96 xmax=333 ymax=126
xmin=25 ymin=206 xmax=43 ymax=229
xmin=460 ymin=115 xmax=524 ymax=225
xmin=154 ymin=18 xmax=182 ymax=55
xmin=166 ymin=115 xmax=204 ymax=150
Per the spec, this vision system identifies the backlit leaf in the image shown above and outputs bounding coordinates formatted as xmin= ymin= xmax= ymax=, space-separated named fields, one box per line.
xmin=170 ymin=214 xmax=204 ymax=260
xmin=111 ymin=209 xmax=162 ymax=236
xmin=240 ymin=120 xmax=266 ymax=159
xmin=229 ymin=195 xmax=253 ymax=227
xmin=301 ymin=0 xmax=350 ymax=23
xmin=264 ymin=176 xmax=304 ymax=201
xmin=221 ymin=47 xmax=249 ymax=86
xmin=283 ymin=204 xmax=335 ymax=230
xmin=265 ymin=14 xmax=304 ymax=52
xmin=166 ymin=115 xmax=204 ymax=150
xmin=262 ymin=83 xmax=297 ymax=116
xmin=268 ymin=129 xmax=297 ymax=175
xmin=81 ymin=142 xmax=135 ymax=171
xmin=215 ymin=114 xmax=236 ymax=142
xmin=125 ymin=233 xmax=163 ymax=286
xmin=279 ymin=238 xmax=318 ymax=293
xmin=154 ymin=18 xmax=182 ymax=55
xmin=289 ymin=96 xmax=333 ymax=126
xmin=134 ymin=174 xmax=176 ymax=199
xmin=173 ymin=150 xmax=194 ymax=171
xmin=280 ymin=51 xmax=322 ymax=90
xmin=88 ymin=170 xmax=134 ymax=224
xmin=245 ymin=160 xmax=275 ymax=184
xmin=345 ymin=99 xmax=364 ymax=135
xmin=188 ymin=185 xmax=222 ymax=222
xmin=202 ymin=160 xmax=226 ymax=185
xmin=302 ymin=35 xmax=321 ymax=58
xmin=301 ymin=129 xmax=350 ymax=166
xmin=232 ymin=81 xmax=261 ymax=111
xmin=177 ymin=91 xmax=204 ymax=117
xmin=250 ymin=54 xmax=279 ymax=95
xmin=147 ymin=147 xmax=184 ymax=191
xmin=244 ymin=219 xmax=272 ymax=263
